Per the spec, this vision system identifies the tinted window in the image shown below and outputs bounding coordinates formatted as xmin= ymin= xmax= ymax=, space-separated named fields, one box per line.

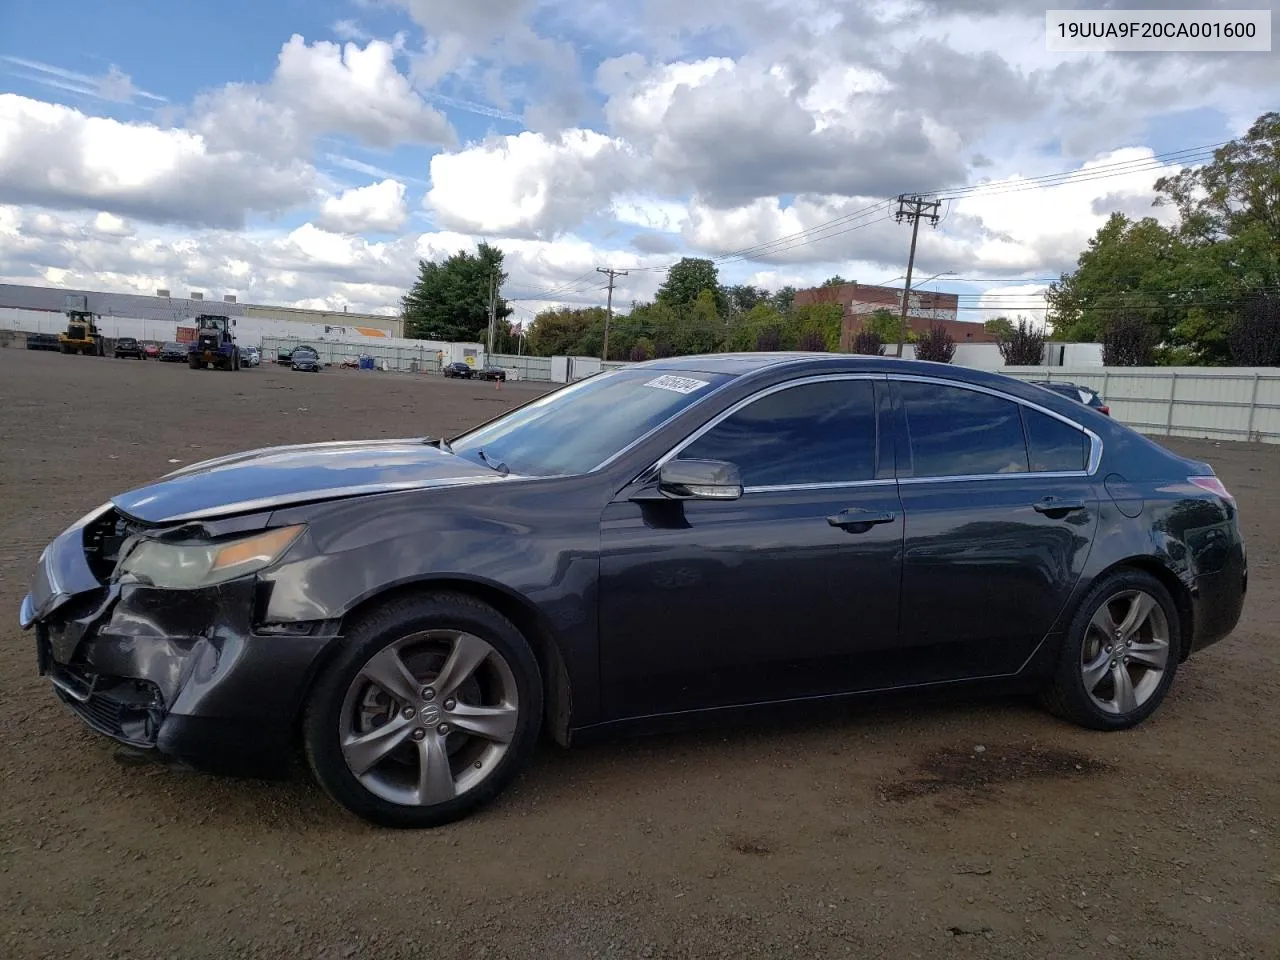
xmin=1023 ymin=407 xmax=1087 ymax=472
xmin=900 ymin=381 xmax=1028 ymax=477
xmin=680 ymin=379 xmax=877 ymax=487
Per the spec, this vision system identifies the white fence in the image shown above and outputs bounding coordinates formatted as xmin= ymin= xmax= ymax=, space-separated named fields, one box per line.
xmin=1003 ymin=366 xmax=1280 ymax=445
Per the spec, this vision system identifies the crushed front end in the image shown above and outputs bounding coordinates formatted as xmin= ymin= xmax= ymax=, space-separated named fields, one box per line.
xmin=19 ymin=504 xmax=338 ymax=777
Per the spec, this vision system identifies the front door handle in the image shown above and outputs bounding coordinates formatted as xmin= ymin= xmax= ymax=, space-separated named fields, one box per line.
xmin=1033 ymin=496 xmax=1086 ymax=515
xmin=827 ymin=508 xmax=896 ymax=530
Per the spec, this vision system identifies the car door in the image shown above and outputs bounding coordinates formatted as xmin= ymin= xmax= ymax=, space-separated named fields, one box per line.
xmin=597 ymin=375 xmax=904 ymax=720
xmin=890 ymin=376 xmax=1101 ymax=680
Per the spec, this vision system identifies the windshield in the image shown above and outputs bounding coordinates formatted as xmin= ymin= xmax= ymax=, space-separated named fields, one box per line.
xmin=294 ymin=348 xmax=317 ymax=358
xmin=449 ymin=368 xmax=732 ymax=477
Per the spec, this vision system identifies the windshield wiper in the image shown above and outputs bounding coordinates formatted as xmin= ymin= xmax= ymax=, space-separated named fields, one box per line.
xmin=422 ymin=436 xmax=454 ymax=455
xmin=475 ymin=448 xmax=509 ymax=476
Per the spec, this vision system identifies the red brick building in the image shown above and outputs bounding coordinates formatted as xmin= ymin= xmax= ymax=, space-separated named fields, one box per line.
xmin=792 ymin=281 xmax=996 ymax=351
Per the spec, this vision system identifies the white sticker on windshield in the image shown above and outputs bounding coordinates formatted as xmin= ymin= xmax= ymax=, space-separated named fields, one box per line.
xmin=644 ymin=375 xmax=710 ymax=395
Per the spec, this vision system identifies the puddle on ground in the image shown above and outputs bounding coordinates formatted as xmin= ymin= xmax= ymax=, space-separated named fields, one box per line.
xmin=882 ymin=744 xmax=1105 ymax=802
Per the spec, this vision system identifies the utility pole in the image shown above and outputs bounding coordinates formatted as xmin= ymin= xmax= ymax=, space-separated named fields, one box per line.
xmin=596 ymin=266 xmax=628 ymax=361
xmin=486 ymin=272 xmax=497 ymax=358
xmin=892 ymin=194 xmax=942 ymax=357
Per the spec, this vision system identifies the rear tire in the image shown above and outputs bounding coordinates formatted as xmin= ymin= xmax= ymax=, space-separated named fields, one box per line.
xmin=1041 ymin=569 xmax=1181 ymax=731
xmin=303 ymin=592 xmax=543 ymax=828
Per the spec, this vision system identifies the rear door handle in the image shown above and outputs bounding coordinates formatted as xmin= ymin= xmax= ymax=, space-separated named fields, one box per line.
xmin=827 ymin=509 xmax=896 ymax=530
xmin=1033 ymin=497 xmax=1086 ymax=515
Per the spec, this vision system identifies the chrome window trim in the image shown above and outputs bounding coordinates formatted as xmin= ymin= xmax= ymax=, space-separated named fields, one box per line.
xmin=890 ymin=373 xmax=1104 ymax=480
xmin=634 ymin=372 xmax=888 ymax=486
xmin=743 ymin=478 xmax=896 ymax=495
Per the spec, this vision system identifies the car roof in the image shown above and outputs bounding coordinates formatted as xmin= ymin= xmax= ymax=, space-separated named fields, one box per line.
xmin=624 ymin=353 xmax=1108 ymax=415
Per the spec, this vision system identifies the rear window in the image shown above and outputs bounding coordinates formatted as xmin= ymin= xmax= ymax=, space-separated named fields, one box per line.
xmin=1022 ymin=407 xmax=1088 ymax=472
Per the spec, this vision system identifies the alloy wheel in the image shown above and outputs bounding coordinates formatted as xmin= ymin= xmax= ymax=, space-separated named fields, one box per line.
xmin=1080 ymin=589 xmax=1170 ymax=715
xmin=338 ymin=630 xmax=520 ymax=807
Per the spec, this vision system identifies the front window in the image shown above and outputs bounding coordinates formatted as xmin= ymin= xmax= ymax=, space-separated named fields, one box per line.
xmin=680 ymin=379 xmax=878 ymax=487
xmin=449 ymin=368 xmax=732 ymax=477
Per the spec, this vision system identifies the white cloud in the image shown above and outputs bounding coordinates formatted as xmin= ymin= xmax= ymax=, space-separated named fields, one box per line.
xmin=426 ymin=130 xmax=638 ymax=236
xmin=273 ymin=35 xmax=454 ymax=148
xmin=318 ymin=179 xmax=409 ymax=233
xmin=192 ymin=35 xmax=455 ymax=158
xmin=0 ymin=204 xmax=669 ymax=316
xmin=610 ymin=196 xmax=688 ymax=233
xmin=0 ymin=94 xmax=315 ymax=229
xmin=600 ymin=55 xmax=967 ymax=205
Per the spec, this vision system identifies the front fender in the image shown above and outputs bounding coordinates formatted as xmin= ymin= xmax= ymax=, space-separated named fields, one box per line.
xmin=259 ymin=481 xmax=605 ymax=723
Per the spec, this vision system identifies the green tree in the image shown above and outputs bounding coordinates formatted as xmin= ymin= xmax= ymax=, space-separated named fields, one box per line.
xmin=791 ymin=302 xmax=844 ymax=350
xmin=526 ymin=306 xmax=605 ymax=357
xmin=821 ymin=275 xmax=848 ymax=287
xmin=1046 ymin=213 xmax=1188 ymax=344
xmin=862 ymin=307 xmax=902 ymax=342
xmin=657 ymin=258 xmax=724 ymax=312
xmin=672 ymin=289 xmax=724 ymax=355
xmin=1047 ymin=112 xmax=1280 ymax=365
xmin=1154 ymin=111 xmax=1280 ymax=257
xmin=984 ymin=317 xmax=1015 ymax=340
xmin=772 ymin=286 xmax=797 ymax=313
xmin=401 ymin=242 xmax=510 ymax=342
xmin=727 ymin=303 xmax=789 ymax=351
xmin=726 ymin=284 xmax=766 ymax=317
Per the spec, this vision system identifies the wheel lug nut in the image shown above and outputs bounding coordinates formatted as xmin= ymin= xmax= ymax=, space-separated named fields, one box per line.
xmin=401 ymin=706 xmax=415 ymax=719
xmin=444 ymin=698 xmax=456 ymax=711
xmin=438 ymin=723 xmax=451 ymax=735
xmin=412 ymin=728 xmax=426 ymax=741
xmin=422 ymin=687 xmax=435 ymax=701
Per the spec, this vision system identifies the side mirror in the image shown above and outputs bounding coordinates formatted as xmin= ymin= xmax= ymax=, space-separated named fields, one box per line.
xmin=656 ymin=459 xmax=743 ymax=501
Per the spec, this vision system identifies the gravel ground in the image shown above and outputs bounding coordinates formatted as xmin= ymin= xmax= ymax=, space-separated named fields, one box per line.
xmin=1 ymin=348 xmax=1277 ymax=960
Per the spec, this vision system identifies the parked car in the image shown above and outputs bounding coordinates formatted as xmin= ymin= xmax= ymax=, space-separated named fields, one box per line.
xmin=1030 ymin=380 xmax=1110 ymax=416
xmin=17 ymin=354 xmax=1247 ymax=829
xmin=113 ymin=337 xmax=145 ymax=360
xmin=290 ymin=346 xmax=321 ymax=372
xmin=241 ymin=345 xmax=261 ymax=367
xmin=442 ymin=361 xmax=474 ymax=379
xmin=143 ymin=342 xmax=160 ymax=359
xmin=475 ymin=365 xmax=507 ymax=382
xmin=158 ymin=341 xmax=188 ymax=362
xmin=25 ymin=332 xmax=61 ymax=352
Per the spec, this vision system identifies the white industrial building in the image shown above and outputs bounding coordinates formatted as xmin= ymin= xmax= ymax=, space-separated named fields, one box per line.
xmin=0 ymin=282 xmax=403 ymax=346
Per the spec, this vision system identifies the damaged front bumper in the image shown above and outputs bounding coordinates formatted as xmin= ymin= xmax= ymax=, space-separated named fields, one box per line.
xmin=19 ymin=507 xmax=339 ymax=778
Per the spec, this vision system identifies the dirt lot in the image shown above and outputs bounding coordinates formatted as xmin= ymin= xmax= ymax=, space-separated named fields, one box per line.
xmin=1 ymin=348 xmax=1277 ymax=960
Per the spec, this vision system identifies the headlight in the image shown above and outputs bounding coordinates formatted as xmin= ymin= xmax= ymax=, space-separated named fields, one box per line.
xmin=118 ymin=525 xmax=305 ymax=589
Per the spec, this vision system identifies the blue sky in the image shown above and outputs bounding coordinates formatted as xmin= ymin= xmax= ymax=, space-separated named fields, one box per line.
xmin=0 ymin=0 xmax=1275 ymax=320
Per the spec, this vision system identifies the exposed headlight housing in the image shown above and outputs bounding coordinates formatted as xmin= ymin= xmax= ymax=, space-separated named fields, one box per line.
xmin=118 ymin=525 xmax=305 ymax=590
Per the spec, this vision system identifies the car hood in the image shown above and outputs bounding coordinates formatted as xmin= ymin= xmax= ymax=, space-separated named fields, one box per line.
xmin=112 ymin=438 xmax=507 ymax=524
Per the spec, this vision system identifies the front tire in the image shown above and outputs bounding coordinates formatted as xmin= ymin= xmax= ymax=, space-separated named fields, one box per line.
xmin=1041 ymin=569 xmax=1180 ymax=731
xmin=303 ymin=592 xmax=543 ymax=828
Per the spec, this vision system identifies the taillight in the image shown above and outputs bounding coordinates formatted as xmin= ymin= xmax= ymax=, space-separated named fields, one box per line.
xmin=1189 ymin=475 xmax=1234 ymax=504
xmin=1098 ymin=405 xmax=1110 ymax=416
